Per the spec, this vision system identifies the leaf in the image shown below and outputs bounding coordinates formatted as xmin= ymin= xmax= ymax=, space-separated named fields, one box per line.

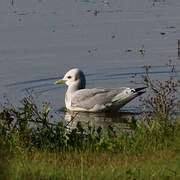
xmin=76 ymin=121 xmax=84 ymax=134
xmin=10 ymin=0 xmax=14 ymax=6
xmin=88 ymin=121 xmax=93 ymax=133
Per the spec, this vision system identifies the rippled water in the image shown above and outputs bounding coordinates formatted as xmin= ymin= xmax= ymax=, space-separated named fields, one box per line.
xmin=0 ymin=0 xmax=180 ymax=127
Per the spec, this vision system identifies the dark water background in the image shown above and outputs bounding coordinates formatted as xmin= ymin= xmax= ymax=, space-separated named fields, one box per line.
xmin=0 ymin=0 xmax=180 ymax=126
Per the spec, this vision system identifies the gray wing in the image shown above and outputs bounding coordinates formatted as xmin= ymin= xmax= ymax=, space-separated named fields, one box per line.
xmin=71 ymin=88 xmax=128 ymax=111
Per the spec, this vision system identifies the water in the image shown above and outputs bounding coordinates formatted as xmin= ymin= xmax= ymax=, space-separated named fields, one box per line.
xmin=0 ymin=0 xmax=180 ymax=127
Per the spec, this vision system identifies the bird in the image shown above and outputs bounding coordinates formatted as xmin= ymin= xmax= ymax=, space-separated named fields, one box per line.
xmin=54 ymin=68 xmax=146 ymax=112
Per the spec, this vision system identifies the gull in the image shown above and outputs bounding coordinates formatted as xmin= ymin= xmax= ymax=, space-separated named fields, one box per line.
xmin=55 ymin=68 xmax=146 ymax=112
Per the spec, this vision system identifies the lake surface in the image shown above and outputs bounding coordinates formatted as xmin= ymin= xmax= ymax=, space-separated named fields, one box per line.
xmin=0 ymin=0 xmax=180 ymax=127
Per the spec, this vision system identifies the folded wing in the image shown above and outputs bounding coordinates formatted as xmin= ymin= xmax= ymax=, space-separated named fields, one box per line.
xmin=71 ymin=88 xmax=136 ymax=111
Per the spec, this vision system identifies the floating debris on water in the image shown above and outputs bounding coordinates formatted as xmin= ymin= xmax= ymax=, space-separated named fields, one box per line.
xmin=104 ymin=0 xmax=110 ymax=7
xmin=18 ymin=12 xmax=30 ymax=16
xmin=88 ymin=48 xmax=97 ymax=53
xmin=139 ymin=44 xmax=145 ymax=56
xmin=86 ymin=9 xmax=100 ymax=16
xmin=166 ymin=26 xmax=176 ymax=29
xmin=160 ymin=32 xmax=166 ymax=35
xmin=94 ymin=8 xmax=100 ymax=16
xmin=125 ymin=49 xmax=133 ymax=52
xmin=112 ymin=34 xmax=116 ymax=38
xmin=10 ymin=0 xmax=14 ymax=6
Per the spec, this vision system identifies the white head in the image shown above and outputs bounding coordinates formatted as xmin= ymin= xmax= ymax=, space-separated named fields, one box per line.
xmin=55 ymin=68 xmax=86 ymax=89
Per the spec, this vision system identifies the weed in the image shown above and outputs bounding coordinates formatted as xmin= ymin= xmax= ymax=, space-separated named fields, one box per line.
xmin=0 ymin=63 xmax=179 ymax=179
xmin=132 ymin=62 xmax=180 ymax=125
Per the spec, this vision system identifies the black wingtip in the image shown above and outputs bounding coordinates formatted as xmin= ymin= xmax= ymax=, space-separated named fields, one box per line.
xmin=135 ymin=87 xmax=147 ymax=92
xmin=137 ymin=91 xmax=146 ymax=96
xmin=134 ymin=87 xmax=147 ymax=96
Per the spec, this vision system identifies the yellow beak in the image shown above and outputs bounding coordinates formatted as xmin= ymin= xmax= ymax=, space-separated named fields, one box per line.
xmin=54 ymin=79 xmax=66 ymax=85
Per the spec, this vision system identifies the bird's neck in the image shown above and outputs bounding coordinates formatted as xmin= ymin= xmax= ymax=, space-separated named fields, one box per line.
xmin=65 ymin=81 xmax=85 ymax=107
xmin=67 ymin=80 xmax=85 ymax=94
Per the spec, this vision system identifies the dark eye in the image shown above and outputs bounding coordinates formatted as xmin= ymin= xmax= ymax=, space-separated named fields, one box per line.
xmin=67 ymin=76 xmax=71 ymax=79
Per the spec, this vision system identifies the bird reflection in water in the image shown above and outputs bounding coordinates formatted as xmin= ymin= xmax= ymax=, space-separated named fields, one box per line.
xmin=64 ymin=110 xmax=140 ymax=131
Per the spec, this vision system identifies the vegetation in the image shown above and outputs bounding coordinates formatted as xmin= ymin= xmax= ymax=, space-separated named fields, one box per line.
xmin=10 ymin=0 xmax=14 ymax=6
xmin=0 ymin=64 xmax=179 ymax=179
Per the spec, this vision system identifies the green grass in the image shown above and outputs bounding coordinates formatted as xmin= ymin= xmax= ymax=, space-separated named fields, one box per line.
xmin=1 ymin=148 xmax=180 ymax=180
xmin=0 ymin=80 xmax=179 ymax=179
xmin=0 ymin=120 xmax=179 ymax=180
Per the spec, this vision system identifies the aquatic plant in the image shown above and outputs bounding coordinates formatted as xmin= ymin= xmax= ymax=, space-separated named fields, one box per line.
xmin=0 ymin=83 xmax=179 ymax=179
xmin=10 ymin=0 xmax=14 ymax=6
xmin=132 ymin=62 xmax=180 ymax=125
xmin=0 ymin=91 xmax=179 ymax=154
xmin=0 ymin=61 xmax=179 ymax=154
